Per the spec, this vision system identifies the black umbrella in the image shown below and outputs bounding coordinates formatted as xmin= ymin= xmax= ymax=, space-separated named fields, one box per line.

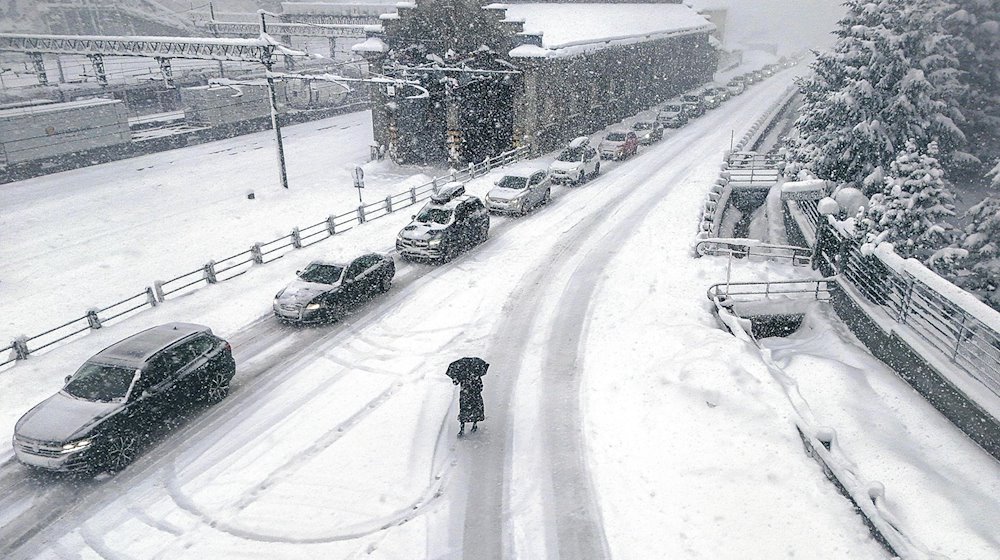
xmin=446 ymin=357 xmax=489 ymax=382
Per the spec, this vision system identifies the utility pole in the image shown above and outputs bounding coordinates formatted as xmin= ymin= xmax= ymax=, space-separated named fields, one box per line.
xmin=209 ymin=3 xmax=225 ymax=78
xmin=261 ymin=11 xmax=289 ymax=189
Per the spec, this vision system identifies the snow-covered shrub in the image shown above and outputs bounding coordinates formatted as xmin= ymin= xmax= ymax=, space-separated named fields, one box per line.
xmin=862 ymin=140 xmax=957 ymax=259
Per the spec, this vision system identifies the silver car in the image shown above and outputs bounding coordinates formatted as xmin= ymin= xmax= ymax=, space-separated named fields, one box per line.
xmin=486 ymin=169 xmax=552 ymax=215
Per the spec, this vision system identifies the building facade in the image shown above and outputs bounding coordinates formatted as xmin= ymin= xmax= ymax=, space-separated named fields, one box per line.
xmin=354 ymin=0 xmax=716 ymax=165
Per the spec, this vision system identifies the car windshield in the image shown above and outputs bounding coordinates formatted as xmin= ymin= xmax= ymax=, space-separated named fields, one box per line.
xmin=664 ymin=104 xmax=682 ymax=112
xmin=64 ymin=362 xmax=137 ymax=402
xmin=633 ymin=122 xmax=652 ymax=130
xmin=497 ymin=176 xmax=528 ymax=189
xmin=606 ymin=133 xmax=626 ymax=141
xmin=416 ymin=207 xmax=453 ymax=224
xmin=557 ymin=148 xmax=584 ymax=162
xmin=682 ymin=95 xmax=699 ymax=102
xmin=299 ymin=263 xmax=344 ymax=284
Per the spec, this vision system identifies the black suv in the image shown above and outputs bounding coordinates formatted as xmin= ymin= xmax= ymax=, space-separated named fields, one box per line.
xmin=12 ymin=323 xmax=236 ymax=473
xmin=396 ymin=192 xmax=490 ymax=262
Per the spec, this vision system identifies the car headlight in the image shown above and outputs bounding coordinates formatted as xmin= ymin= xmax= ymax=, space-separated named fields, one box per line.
xmin=305 ymin=301 xmax=323 ymax=310
xmin=428 ymin=237 xmax=442 ymax=247
xmin=61 ymin=438 xmax=93 ymax=453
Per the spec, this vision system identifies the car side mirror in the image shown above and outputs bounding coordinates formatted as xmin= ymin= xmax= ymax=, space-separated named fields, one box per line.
xmin=141 ymin=390 xmax=151 ymax=399
xmin=411 ymin=214 xmax=416 ymax=220
xmin=344 ymin=277 xmax=355 ymax=285
xmin=295 ymin=270 xmax=302 ymax=276
xmin=64 ymin=375 xmax=72 ymax=384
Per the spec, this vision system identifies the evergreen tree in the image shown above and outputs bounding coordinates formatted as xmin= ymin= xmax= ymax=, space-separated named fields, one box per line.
xmin=863 ymin=140 xmax=956 ymax=258
xmin=944 ymin=1 xmax=1000 ymax=134
xmin=792 ymin=0 xmax=967 ymax=190
xmin=953 ymin=195 xmax=1000 ymax=309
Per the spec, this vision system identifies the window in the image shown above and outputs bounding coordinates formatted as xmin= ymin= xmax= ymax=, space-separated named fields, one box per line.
xmin=299 ymin=263 xmax=344 ymax=284
xmin=345 ymin=258 xmax=367 ymax=279
xmin=531 ymin=172 xmax=546 ymax=184
xmin=64 ymin=362 xmax=137 ymax=402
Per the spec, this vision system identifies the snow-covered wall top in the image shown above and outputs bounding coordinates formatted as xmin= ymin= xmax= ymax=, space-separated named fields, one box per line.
xmin=500 ymin=3 xmax=714 ymax=58
xmin=280 ymin=2 xmax=399 ymax=16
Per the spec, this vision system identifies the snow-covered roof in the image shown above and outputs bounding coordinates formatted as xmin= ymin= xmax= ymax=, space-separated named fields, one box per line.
xmin=501 ymin=3 xmax=714 ymax=59
xmin=352 ymin=36 xmax=389 ymax=53
xmin=0 ymin=98 xmax=122 ymax=118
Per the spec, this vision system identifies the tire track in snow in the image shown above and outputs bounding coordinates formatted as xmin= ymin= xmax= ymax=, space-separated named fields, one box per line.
xmin=459 ymin=70 xmax=800 ymax=559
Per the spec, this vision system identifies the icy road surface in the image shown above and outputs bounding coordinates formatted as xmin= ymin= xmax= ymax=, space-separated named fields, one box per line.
xmin=0 ymin=62 xmax=997 ymax=559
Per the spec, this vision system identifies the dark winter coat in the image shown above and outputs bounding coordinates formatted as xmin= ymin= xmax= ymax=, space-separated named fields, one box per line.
xmin=457 ymin=376 xmax=485 ymax=423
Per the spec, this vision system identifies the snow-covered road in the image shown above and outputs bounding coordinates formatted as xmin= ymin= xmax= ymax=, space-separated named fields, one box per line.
xmin=0 ymin=58 xmax=997 ymax=560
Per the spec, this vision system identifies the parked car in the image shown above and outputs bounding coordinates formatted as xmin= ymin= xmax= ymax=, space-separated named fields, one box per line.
xmin=396 ymin=189 xmax=489 ymax=262
xmin=548 ymin=136 xmax=601 ymax=185
xmin=12 ymin=323 xmax=236 ymax=473
xmin=657 ymin=103 xmax=688 ymax=128
xmin=598 ymin=129 xmax=639 ymax=160
xmin=273 ymin=253 xmax=395 ymax=323
xmin=485 ymin=168 xmax=551 ymax=215
xmin=632 ymin=119 xmax=664 ymax=145
xmin=726 ymin=79 xmax=746 ymax=96
xmin=702 ymin=89 xmax=723 ymax=109
xmin=680 ymin=93 xmax=706 ymax=117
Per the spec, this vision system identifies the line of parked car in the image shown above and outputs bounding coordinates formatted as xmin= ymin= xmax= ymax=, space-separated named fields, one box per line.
xmin=12 ymin=61 xmax=791 ymax=475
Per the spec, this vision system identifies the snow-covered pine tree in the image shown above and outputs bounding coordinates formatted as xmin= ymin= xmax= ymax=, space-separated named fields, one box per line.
xmin=792 ymin=0 xmax=967 ymax=191
xmin=944 ymin=1 xmax=1000 ymax=135
xmin=954 ymin=195 xmax=1000 ymax=309
xmin=863 ymin=140 xmax=957 ymax=258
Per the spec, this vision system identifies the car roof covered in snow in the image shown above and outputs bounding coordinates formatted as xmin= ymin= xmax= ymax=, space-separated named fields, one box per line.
xmin=501 ymin=167 xmax=547 ymax=179
xmin=501 ymin=3 xmax=714 ymax=58
xmin=90 ymin=323 xmax=211 ymax=366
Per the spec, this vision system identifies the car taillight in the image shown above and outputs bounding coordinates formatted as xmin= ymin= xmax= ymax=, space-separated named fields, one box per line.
xmin=223 ymin=342 xmax=232 ymax=354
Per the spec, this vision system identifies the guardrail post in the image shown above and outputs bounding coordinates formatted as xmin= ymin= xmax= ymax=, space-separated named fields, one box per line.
xmin=951 ymin=316 xmax=967 ymax=361
xmin=385 ymin=195 xmax=393 ymax=213
xmin=326 ymin=216 xmax=336 ymax=235
xmin=86 ymin=309 xmax=102 ymax=330
xmin=468 ymin=162 xmax=475 ymax=178
xmin=358 ymin=205 xmax=366 ymax=224
xmin=153 ymin=280 xmax=165 ymax=302
xmin=291 ymin=227 xmax=302 ymax=249
xmin=203 ymin=260 xmax=218 ymax=284
xmin=251 ymin=243 xmax=264 ymax=264
xmin=897 ymin=277 xmax=914 ymax=323
xmin=145 ymin=286 xmax=158 ymax=307
xmin=451 ymin=170 xmax=458 ymax=182
xmin=12 ymin=336 xmax=29 ymax=361
xmin=410 ymin=187 xmax=417 ymax=204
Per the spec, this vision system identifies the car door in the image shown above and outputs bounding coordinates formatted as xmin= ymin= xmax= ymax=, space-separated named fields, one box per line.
xmin=529 ymin=172 xmax=547 ymax=206
xmin=342 ymin=258 xmax=367 ymax=304
xmin=453 ymin=202 xmax=472 ymax=248
xmin=163 ymin=337 xmax=211 ymax=405
xmin=354 ymin=254 xmax=380 ymax=296
xmin=131 ymin=353 xmax=178 ymax=420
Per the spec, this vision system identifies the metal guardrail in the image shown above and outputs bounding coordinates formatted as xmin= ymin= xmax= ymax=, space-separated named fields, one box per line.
xmin=799 ymin=200 xmax=1000 ymax=398
xmin=695 ymin=238 xmax=812 ymax=266
xmin=2 ymin=146 xmax=530 ymax=369
xmin=707 ymin=278 xmax=834 ymax=304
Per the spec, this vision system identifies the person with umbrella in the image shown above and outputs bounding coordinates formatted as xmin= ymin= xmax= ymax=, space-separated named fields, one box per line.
xmin=446 ymin=357 xmax=488 ymax=437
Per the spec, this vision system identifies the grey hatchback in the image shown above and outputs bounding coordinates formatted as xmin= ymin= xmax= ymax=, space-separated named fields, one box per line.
xmin=12 ymin=323 xmax=235 ymax=473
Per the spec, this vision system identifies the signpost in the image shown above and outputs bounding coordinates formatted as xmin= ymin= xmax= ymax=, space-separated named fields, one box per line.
xmin=353 ymin=165 xmax=365 ymax=203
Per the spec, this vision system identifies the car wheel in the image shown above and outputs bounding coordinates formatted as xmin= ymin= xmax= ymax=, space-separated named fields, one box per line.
xmin=542 ymin=189 xmax=552 ymax=205
xmin=205 ymin=369 xmax=231 ymax=403
xmin=577 ymin=171 xmax=586 ymax=185
xmin=104 ymin=431 xmax=139 ymax=472
xmin=479 ymin=224 xmax=489 ymax=243
xmin=379 ymin=273 xmax=392 ymax=293
xmin=593 ymin=162 xmax=601 ymax=178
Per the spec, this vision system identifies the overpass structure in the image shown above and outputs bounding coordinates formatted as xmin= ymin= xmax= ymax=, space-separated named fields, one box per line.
xmin=0 ymin=32 xmax=285 ymax=86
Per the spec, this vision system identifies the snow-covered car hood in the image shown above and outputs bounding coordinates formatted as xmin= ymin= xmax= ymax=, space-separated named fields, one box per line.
xmin=276 ymin=279 xmax=337 ymax=305
xmin=487 ymin=186 xmax=529 ymax=201
xmin=549 ymin=160 xmax=583 ymax=173
xmin=15 ymin=392 xmax=119 ymax=443
xmin=399 ymin=221 xmax=448 ymax=241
